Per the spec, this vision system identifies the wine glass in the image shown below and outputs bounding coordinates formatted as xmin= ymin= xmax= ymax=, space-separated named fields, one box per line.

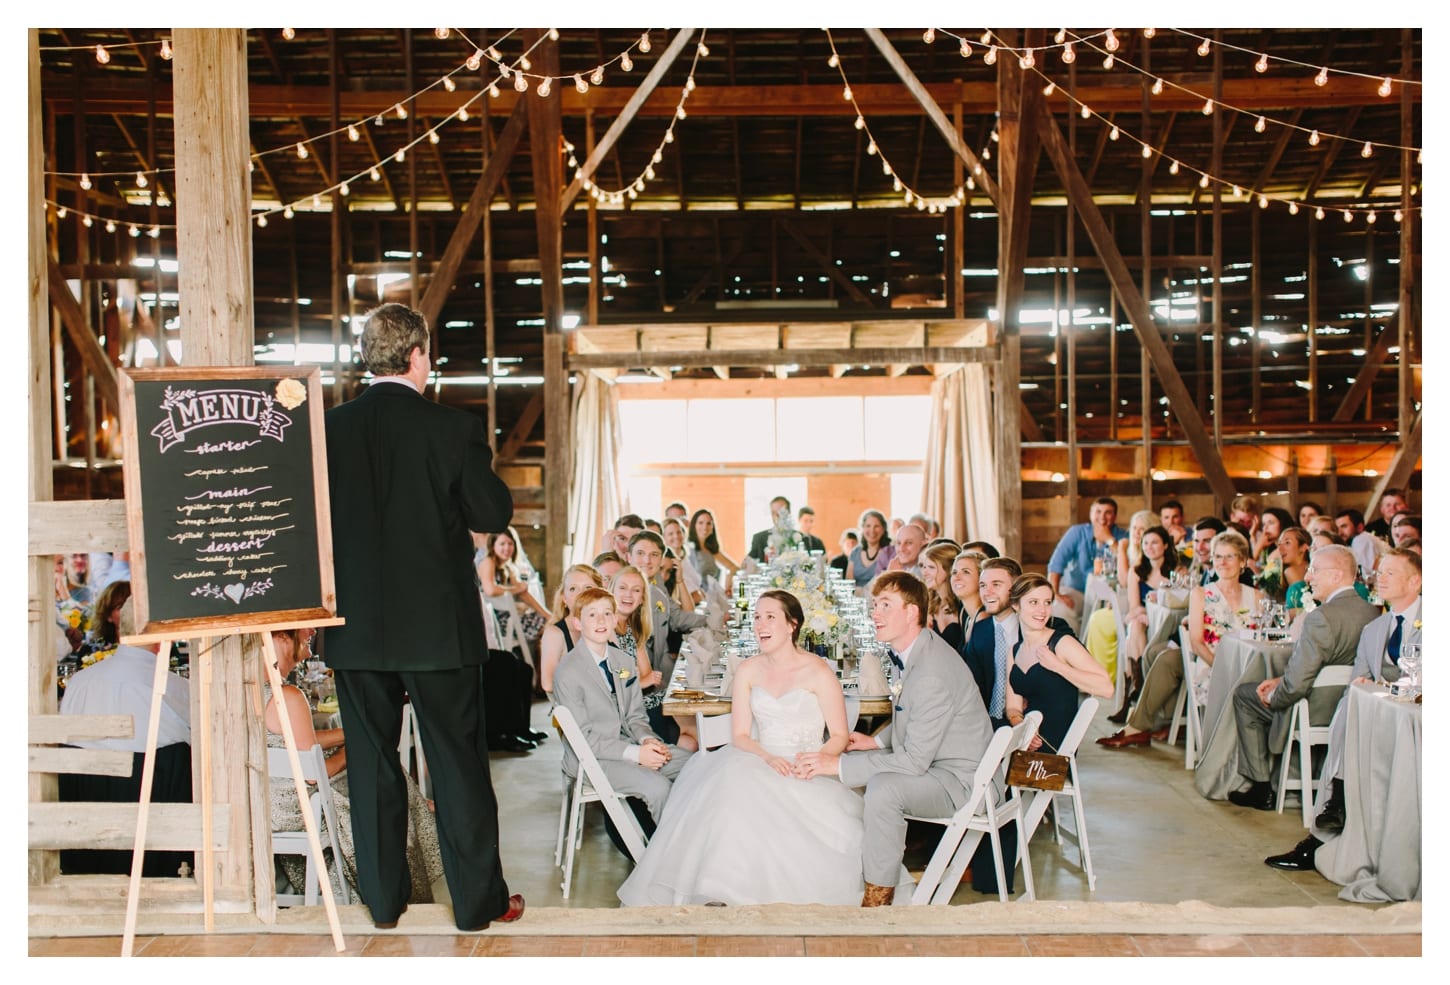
xmin=1398 ymin=643 xmax=1422 ymax=694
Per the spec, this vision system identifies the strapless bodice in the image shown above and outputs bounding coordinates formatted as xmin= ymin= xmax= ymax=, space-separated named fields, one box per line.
xmin=751 ymin=687 xmax=826 ymax=757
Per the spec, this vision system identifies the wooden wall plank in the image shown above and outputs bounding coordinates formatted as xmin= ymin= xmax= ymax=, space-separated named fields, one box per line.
xmin=30 ymin=714 xmax=135 ymax=744
xmin=29 ymin=747 xmax=136 ymax=777
xmin=30 ymin=499 xmax=129 ymax=555
xmin=30 ymin=803 xmax=230 ymax=852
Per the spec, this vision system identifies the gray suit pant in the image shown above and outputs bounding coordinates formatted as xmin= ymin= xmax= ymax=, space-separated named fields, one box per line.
xmin=1127 ymin=641 xmax=1183 ymax=732
xmin=1232 ymin=682 xmax=1277 ymax=783
xmin=861 ymin=772 xmax=959 ymax=887
xmin=598 ymin=750 xmax=691 ymax=822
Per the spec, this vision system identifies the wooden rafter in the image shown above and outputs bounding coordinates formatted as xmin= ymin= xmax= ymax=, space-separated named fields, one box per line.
xmin=47 ymin=261 xmax=119 ymax=411
xmin=1331 ymin=311 xmax=1399 ymax=423
xmin=421 ymin=117 xmax=456 ymax=210
xmin=358 ymin=123 xmax=402 ymax=212
xmin=1361 ymin=410 xmax=1420 ymax=513
xmin=496 ymin=390 xmax=544 ymax=463
xmin=1250 ymin=107 xmax=1304 ymax=194
xmin=1304 ymin=106 xmax=1361 ymax=200
xmin=778 ymin=220 xmax=875 ymax=307
xmin=255 ymin=33 xmax=334 ymax=189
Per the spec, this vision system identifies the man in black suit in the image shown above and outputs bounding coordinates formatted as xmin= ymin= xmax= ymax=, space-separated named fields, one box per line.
xmin=324 ymin=303 xmax=524 ymax=932
xmin=796 ymin=505 xmax=827 ymax=554
xmin=747 ymin=495 xmax=792 ymax=562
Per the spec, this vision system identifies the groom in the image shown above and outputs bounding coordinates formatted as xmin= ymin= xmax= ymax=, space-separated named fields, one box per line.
xmin=797 ymin=571 xmax=996 ymax=906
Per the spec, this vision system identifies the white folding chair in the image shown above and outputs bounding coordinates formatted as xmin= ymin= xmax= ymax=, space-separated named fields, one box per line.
xmin=268 ymin=744 xmax=351 ymax=907
xmin=694 ymin=711 xmax=734 ymax=751
xmin=1276 ymin=664 xmax=1355 ymax=826
xmin=397 ymin=699 xmax=430 ymax=800
xmin=484 ymin=593 xmax=535 ymax=668
xmin=909 ymin=712 xmax=1040 ymax=905
xmin=1013 ymin=698 xmax=1098 ymax=891
xmin=550 ymin=705 xmax=650 ymax=899
xmin=1167 ymin=619 xmax=1205 ymax=769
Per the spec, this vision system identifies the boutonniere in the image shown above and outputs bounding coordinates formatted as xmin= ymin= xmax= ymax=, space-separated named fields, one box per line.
xmin=1413 ymin=619 xmax=1422 ymax=631
xmin=615 ymin=667 xmax=635 ymax=685
xmin=655 ymin=600 xmax=666 ymax=614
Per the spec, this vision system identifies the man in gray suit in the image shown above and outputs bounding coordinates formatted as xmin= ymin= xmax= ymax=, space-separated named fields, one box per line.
xmin=627 ymin=531 xmax=709 ymax=742
xmin=550 ymin=587 xmax=692 ymax=826
xmin=1264 ymin=548 xmax=1420 ymax=869
xmin=1228 ymin=544 xmax=1379 ymax=811
xmin=797 ymin=571 xmax=996 ymax=906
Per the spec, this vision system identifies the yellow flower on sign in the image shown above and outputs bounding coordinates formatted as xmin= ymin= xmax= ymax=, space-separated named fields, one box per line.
xmin=275 ymin=377 xmax=307 ymax=410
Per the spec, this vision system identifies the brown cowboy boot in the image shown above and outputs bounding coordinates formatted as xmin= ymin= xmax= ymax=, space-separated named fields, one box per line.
xmin=861 ymin=882 xmax=895 ymax=907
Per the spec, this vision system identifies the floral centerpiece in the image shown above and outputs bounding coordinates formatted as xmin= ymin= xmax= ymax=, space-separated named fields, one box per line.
xmin=797 ymin=586 xmax=851 ymax=654
xmin=766 ymin=508 xmax=805 ymax=558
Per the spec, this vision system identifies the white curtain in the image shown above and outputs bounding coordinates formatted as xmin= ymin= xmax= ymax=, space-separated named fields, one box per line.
xmin=565 ymin=372 xmax=623 ymax=567
xmin=920 ymin=364 xmax=1000 ymax=548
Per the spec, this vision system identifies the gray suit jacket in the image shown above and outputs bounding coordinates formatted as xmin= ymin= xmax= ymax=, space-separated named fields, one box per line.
xmin=552 ymin=640 xmax=657 ymax=778
xmin=644 ymin=582 xmax=708 ymax=687
xmin=838 ymin=627 xmax=996 ymax=810
xmin=1351 ymin=600 xmax=1421 ymax=684
xmin=1268 ymin=588 xmax=1380 ymax=749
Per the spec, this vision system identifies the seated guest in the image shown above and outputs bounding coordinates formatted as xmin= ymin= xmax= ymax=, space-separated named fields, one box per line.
xmin=627 ymin=532 xmax=709 ymax=745
xmin=539 ymin=564 xmax=606 ymax=695
xmin=909 ymin=512 xmax=942 ymax=540
xmin=1099 ymin=531 xmax=1263 ymax=750
xmin=846 ymin=510 xmax=895 ymax=589
xmin=1297 ymin=501 xmax=1325 ymax=530
xmin=592 ymin=550 xmax=625 ymax=582
xmin=830 ymin=528 xmax=859 ymax=575
xmin=1228 ymin=493 xmax=1263 ymax=549
xmin=664 ymin=501 xmax=690 ymax=523
xmin=1307 ymin=515 xmax=1338 ymax=540
xmin=1277 ymin=527 xmax=1313 ymax=610
xmin=886 ymin=523 xmax=927 ymax=577
xmin=1263 ymin=549 xmax=1421 ymax=870
xmin=59 ymin=594 xmax=192 ymax=876
xmin=74 ymin=579 xmax=131 ymax=663
xmin=918 ymin=541 xmax=964 ymax=650
xmin=263 ymin=627 xmax=444 ymax=902
xmin=1334 ymin=508 xmax=1380 ymax=579
xmin=644 ymin=518 xmax=663 ymax=534
xmin=609 ymin=565 xmax=654 ymax=686
xmin=1110 ymin=525 xmax=1179 ymax=723
xmin=1398 ymin=537 xmax=1422 ymax=556
xmin=1046 ymin=497 xmax=1127 ymax=634
xmin=796 ymin=506 xmax=827 ymax=553
xmin=661 ymin=518 xmax=704 ymax=607
xmin=1084 ymin=510 xmax=1153 ymax=682
xmin=1006 ymin=573 xmax=1114 ymax=753
xmin=475 ymin=527 xmax=551 ymax=645
xmin=54 ymin=552 xmax=95 ymax=654
xmin=1185 ymin=517 xmax=1225 ymax=582
xmin=611 ymin=514 xmax=646 ymax=557
xmin=552 ymin=588 xmax=692 ymax=832
xmin=1227 ymin=544 xmax=1378 ymax=810
xmin=949 ymin=550 xmax=987 ymax=641
xmin=1390 ymin=513 xmax=1420 ymax=548
xmin=687 ymin=508 xmax=739 ymax=593
xmin=1365 ymin=488 xmax=1408 ymax=540
xmin=1159 ymin=499 xmax=1189 ymax=550
xmin=1252 ymin=507 xmax=1295 ymax=575
xmin=962 ymin=540 xmax=1000 ymax=559
xmin=747 ymin=496 xmax=793 ymax=562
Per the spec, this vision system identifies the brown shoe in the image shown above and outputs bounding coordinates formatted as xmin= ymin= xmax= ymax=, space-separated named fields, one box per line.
xmin=861 ymin=882 xmax=896 ymax=907
xmin=1096 ymin=728 xmax=1150 ymax=749
xmin=1149 ymin=725 xmax=1172 ymax=742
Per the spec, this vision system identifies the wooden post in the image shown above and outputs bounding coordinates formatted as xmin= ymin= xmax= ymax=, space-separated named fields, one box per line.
xmin=1251 ymin=207 xmax=1261 ymax=424
xmin=1398 ymin=28 xmax=1416 ymax=434
xmin=170 ymin=26 xmax=272 ymax=924
xmin=484 ymin=106 xmax=499 ymax=455
xmin=329 ymin=30 xmax=345 ymax=406
xmin=1308 ymin=218 xmax=1319 ymax=422
xmin=1211 ymin=35 xmax=1224 ymax=451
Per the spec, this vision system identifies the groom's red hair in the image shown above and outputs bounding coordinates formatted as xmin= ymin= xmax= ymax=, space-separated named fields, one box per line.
xmin=870 ymin=572 xmax=929 ymax=627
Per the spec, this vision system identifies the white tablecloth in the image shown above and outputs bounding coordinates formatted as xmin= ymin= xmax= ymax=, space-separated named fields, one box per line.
xmin=1315 ymin=682 xmax=1421 ymax=902
xmin=1192 ymin=635 xmax=1295 ymax=800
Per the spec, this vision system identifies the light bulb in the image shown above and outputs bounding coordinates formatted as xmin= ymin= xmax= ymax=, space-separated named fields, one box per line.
xmin=520 ymin=56 xmax=531 ymax=70
xmin=487 ymin=47 xmax=501 ymax=61
xmin=893 ymin=177 xmax=903 ymax=192
xmin=1199 ymin=173 xmax=1210 ymax=188
xmin=621 ymin=52 xmax=633 ymax=72
xmin=1202 ymin=98 xmax=1214 ymax=115
xmin=1061 ymin=42 xmax=1075 ymax=63
xmin=1151 ymin=78 xmax=1163 ymax=95
xmin=1141 ymin=143 xmax=1152 ymax=159
xmin=548 ymin=28 xmax=559 ymax=41
xmin=284 ymin=205 xmax=294 ymax=218
xmin=1109 ymin=126 xmax=1119 ymax=141
xmin=676 ymin=104 xmax=686 ymax=120
xmin=1054 ymin=28 xmax=1066 ymax=44
xmin=1288 ymin=201 xmax=1299 ymax=215
xmin=634 ymin=178 xmax=645 ymax=193
xmin=1314 ymin=206 xmax=1325 ymax=220
xmin=1393 ymin=209 xmax=1403 ymax=222
xmin=375 ymin=114 xmax=385 ymax=125
xmin=639 ymin=32 xmax=651 ymax=53
xmin=966 ymin=176 xmax=976 ymax=190
xmin=651 ymin=149 xmax=662 ymax=163
xmin=866 ymin=140 xmax=877 ymax=155
xmin=1232 ymin=185 xmax=1242 ymax=198
xmin=136 ymin=171 xmax=148 ymax=188
xmin=395 ymin=148 xmax=406 ymax=162
xmin=571 ymin=74 xmax=586 ymax=94
xmin=1020 ymin=50 xmax=1034 ymax=69
xmin=645 ymin=165 xmax=655 ymax=180
xmin=1308 ymin=130 xmax=1320 ymax=146
xmin=1343 ymin=210 xmax=1353 ymax=222
xmin=686 ymin=76 xmax=696 ymax=92
xmin=1103 ymin=53 xmax=1115 ymax=69
xmin=537 ymin=77 xmax=551 ymax=97
xmin=1143 ymin=28 xmax=1156 ymax=39
xmin=159 ymin=39 xmax=172 ymax=60
xmin=1080 ymin=103 xmax=1091 ymax=119
xmin=959 ymin=39 xmax=971 ymax=58
xmin=980 ymin=31 xmax=992 ymax=44
xmin=339 ymin=182 xmax=350 ymax=197
xmin=458 ymin=106 xmax=469 ymax=122
xmin=56 ymin=206 xmax=66 ymax=218
xmin=983 ymin=46 xmax=997 ymax=65
xmin=842 ymin=85 xmax=852 ymax=101
xmin=882 ymin=160 xmax=891 ymax=175
xmin=443 ymin=76 xmax=456 ymax=92
xmin=488 ymin=83 xmax=500 ymax=98
xmin=698 ymin=42 xmax=709 ymax=56
xmin=1043 ymin=82 xmax=1056 ymax=96
xmin=828 ymin=52 xmax=839 ymax=68
xmin=428 ymin=130 xmax=440 ymax=144
xmin=157 ymin=193 xmax=169 ymax=207
xmin=982 ymin=145 xmax=991 ymax=160
xmin=313 ymin=194 xmax=322 ymax=208
xmin=664 ymin=130 xmax=674 ymax=144
xmin=466 ymin=49 xmax=482 ymax=71
xmin=128 ymin=224 xmax=140 ymax=237
xmin=105 ymin=219 xmax=116 ymax=233
xmin=592 ymin=66 xmax=605 ymax=85
xmin=79 ymin=173 xmax=91 ymax=190
xmin=1255 ymin=53 xmax=1269 ymax=73
xmin=1104 ymin=29 xmax=1119 ymax=52
xmin=282 ymin=27 xmax=295 ymax=40
xmin=1378 ymin=76 xmax=1392 ymax=97
xmin=627 ymin=187 xmax=638 ymax=200
xmin=348 ymin=124 xmax=360 ymax=141
xmin=1168 ymin=160 xmax=1179 ymax=175
xmin=923 ymin=28 xmax=935 ymax=44
xmin=1366 ymin=211 xmax=1376 ymax=224
xmin=854 ymin=115 xmax=865 ymax=130
xmin=435 ymin=28 xmax=449 ymax=40
xmin=1361 ymin=141 xmax=1373 ymax=158
xmin=1255 ymin=116 xmax=1266 ymax=133
xmin=514 ymin=73 xmax=528 ymax=92
xmin=296 ymin=143 xmax=308 ymax=159
xmin=256 ymin=214 xmax=267 ymax=228
xmin=1259 ymin=195 xmax=1268 ymax=208
xmin=1197 ymin=38 xmax=1211 ymax=56
xmin=395 ymin=103 xmax=408 ymax=119
xmin=82 ymin=216 xmax=92 ymax=228
xmin=149 ymin=225 xmax=160 ymax=237
xmin=95 ymin=45 xmax=110 ymax=64
xmin=1315 ymin=66 xmax=1329 ymax=86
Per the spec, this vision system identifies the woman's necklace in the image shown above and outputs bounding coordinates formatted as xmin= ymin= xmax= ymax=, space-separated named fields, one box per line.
xmin=861 ymin=542 xmax=881 ymax=563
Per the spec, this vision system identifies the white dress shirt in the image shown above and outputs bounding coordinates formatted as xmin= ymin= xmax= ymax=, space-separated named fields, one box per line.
xmin=60 ymin=645 xmax=191 ymax=752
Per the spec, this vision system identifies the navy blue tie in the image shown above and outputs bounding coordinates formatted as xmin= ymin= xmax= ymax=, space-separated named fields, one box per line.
xmin=887 ymin=649 xmax=904 ymax=671
xmin=600 ymin=658 xmax=617 ymax=695
xmin=1387 ymin=615 xmax=1404 ymax=665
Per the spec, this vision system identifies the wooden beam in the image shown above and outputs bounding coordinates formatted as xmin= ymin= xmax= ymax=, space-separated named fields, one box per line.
xmin=778 ymin=220 xmax=875 ymax=307
xmin=30 ymin=803 xmax=230 ymax=852
xmin=1035 ymin=103 xmax=1238 ymax=507
xmin=1330 ymin=312 xmax=1398 ymax=423
xmin=46 ymin=260 xmax=119 ymax=410
xmin=31 ymin=714 xmax=134 ymax=744
xmin=497 ymin=390 xmax=544 ymax=463
xmin=30 ymin=499 xmax=129 ymax=555
xmin=29 ymin=747 xmax=136 ymax=778
xmin=1361 ymin=411 xmax=1421 ymax=514
xmin=1303 ymin=106 xmax=1361 ymax=200
xmin=566 ymin=346 xmax=994 ymax=371
xmin=863 ymin=28 xmax=1000 ymax=208
xmin=561 ymin=28 xmax=695 ymax=213
xmin=416 ymin=100 xmax=526 ymax=331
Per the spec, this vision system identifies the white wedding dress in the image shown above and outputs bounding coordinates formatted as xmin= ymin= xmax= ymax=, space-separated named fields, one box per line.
xmin=617 ymin=686 xmax=872 ymax=906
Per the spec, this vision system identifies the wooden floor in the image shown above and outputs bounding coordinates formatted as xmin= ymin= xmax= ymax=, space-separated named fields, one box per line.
xmin=28 ymin=931 xmax=1422 ymax=958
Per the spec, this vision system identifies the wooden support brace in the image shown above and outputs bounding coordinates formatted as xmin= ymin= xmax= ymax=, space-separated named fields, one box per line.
xmin=47 ymin=260 xmax=119 ymax=411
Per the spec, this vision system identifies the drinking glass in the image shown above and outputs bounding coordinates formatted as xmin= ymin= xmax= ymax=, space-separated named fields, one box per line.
xmin=1399 ymin=643 xmax=1422 ymax=690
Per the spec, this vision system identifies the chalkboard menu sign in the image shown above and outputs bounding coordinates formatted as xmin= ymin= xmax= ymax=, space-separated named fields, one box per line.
xmin=117 ymin=367 xmax=338 ymax=638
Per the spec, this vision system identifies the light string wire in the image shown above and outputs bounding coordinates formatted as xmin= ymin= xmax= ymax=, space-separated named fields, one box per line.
xmin=563 ymin=30 xmax=709 ymax=203
xmin=823 ymin=28 xmax=966 ymax=211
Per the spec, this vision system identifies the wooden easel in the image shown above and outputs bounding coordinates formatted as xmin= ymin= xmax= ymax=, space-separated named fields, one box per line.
xmin=119 ymin=617 xmax=345 ymax=957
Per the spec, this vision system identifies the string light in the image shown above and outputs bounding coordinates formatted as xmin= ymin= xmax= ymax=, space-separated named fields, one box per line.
xmin=428 ymin=130 xmax=440 ymax=144
xmin=1393 ymin=209 xmax=1403 ymax=222
xmin=1343 ymin=209 xmax=1353 ymax=222
xmin=1020 ymin=49 xmax=1035 ymax=69
xmin=639 ymin=31 xmax=651 ymax=53
xmin=1168 ymin=160 xmax=1180 ymax=175
xmin=1141 ymin=143 xmax=1152 ymax=159
xmin=1108 ymin=126 xmax=1120 ymax=141
xmin=295 ymin=143 xmax=309 ymax=160
xmin=1103 ymin=53 xmax=1115 ymax=70
xmin=442 ymin=76 xmax=456 ymax=92
xmin=283 ymin=205 xmax=294 ymax=219
xmin=1080 ymin=103 xmax=1091 ymax=119
xmin=148 ymin=225 xmax=160 ymax=238
xmin=339 ymin=182 xmax=350 ymax=197
xmin=1315 ymin=206 xmax=1325 ymax=220
xmin=1366 ymin=211 xmax=1376 ymax=224
xmin=1255 ymin=116 xmax=1267 ymax=133
xmin=1378 ymin=76 xmax=1393 ymax=97
xmin=1315 ymin=66 xmax=1329 ymax=86
xmin=256 ymin=214 xmax=267 ymax=228
xmin=1255 ymin=53 xmax=1269 ymax=73
xmin=347 ymin=124 xmax=360 ymax=141
xmin=621 ymin=52 xmax=633 ymax=71
xmin=923 ymin=28 xmax=935 ymax=44
xmin=394 ymin=148 xmax=406 ymax=162
xmin=537 ymin=77 xmax=551 ymax=97
xmin=1054 ymin=28 xmax=1067 ymax=44
xmin=1259 ymin=194 xmax=1269 ymax=208
xmin=434 ymin=28 xmax=449 ymax=40
xmin=95 ymin=45 xmax=110 ymax=64
xmin=136 ymin=171 xmax=148 ymax=188
xmin=1197 ymin=38 xmax=1211 ymax=57
xmin=547 ymin=28 xmax=559 ymax=41
xmin=128 ymin=224 xmax=140 ymax=237
xmin=82 ymin=216 xmax=92 ymax=228
xmin=79 ymin=173 xmax=91 ymax=190
xmin=1151 ymin=78 xmax=1163 ymax=95
xmin=105 ymin=219 xmax=116 ymax=233
xmin=1061 ymin=42 xmax=1075 ymax=63
xmin=1288 ymin=201 xmax=1299 ymax=215
xmin=1043 ymin=82 xmax=1056 ymax=96
xmin=574 ymin=74 xmax=588 ymax=93
xmin=591 ymin=66 xmax=605 ymax=85
xmin=1104 ymin=29 xmax=1119 ymax=53
xmin=1308 ymin=130 xmax=1320 ymax=146
xmin=514 ymin=72 xmax=528 ymax=92
xmin=394 ymin=103 xmax=408 ymax=119
xmin=1143 ymin=28 xmax=1156 ymax=39
xmin=282 ymin=28 xmax=295 ymax=40
xmin=827 ymin=52 xmax=839 ymax=68
xmin=958 ymin=39 xmax=971 ymax=58
xmin=1202 ymin=98 xmax=1214 ymax=115
xmin=1361 ymin=141 xmax=1373 ymax=158
xmin=159 ymin=39 xmax=172 ymax=60
xmin=698 ymin=42 xmax=709 ymax=56
xmin=488 ymin=83 xmax=500 ymax=98
xmin=983 ymin=45 xmax=997 ymax=65
xmin=466 ymin=49 xmax=482 ymax=71
xmin=1199 ymin=173 xmax=1210 ymax=188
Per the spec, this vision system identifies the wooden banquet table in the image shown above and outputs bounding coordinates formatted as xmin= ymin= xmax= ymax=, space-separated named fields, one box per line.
xmin=1314 ymin=682 xmax=1421 ymax=902
xmin=661 ymin=665 xmax=893 ymax=721
xmin=1193 ymin=634 xmax=1295 ymax=800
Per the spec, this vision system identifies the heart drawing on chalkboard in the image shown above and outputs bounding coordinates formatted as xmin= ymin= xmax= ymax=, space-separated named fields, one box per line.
xmin=223 ymin=583 xmax=246 ymax=604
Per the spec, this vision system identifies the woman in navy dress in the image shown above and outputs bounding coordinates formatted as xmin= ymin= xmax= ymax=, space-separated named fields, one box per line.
xmin=1005 ymin=573 xmax=1114 ymax=751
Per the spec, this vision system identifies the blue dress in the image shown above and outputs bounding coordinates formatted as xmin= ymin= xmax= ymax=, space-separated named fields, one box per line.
xmin=1009 ymin=626 xmax=1081 ymax=752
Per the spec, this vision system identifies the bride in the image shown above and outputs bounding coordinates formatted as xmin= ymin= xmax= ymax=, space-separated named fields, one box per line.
xmin=617 ymin=589 xmax=870 ymax=906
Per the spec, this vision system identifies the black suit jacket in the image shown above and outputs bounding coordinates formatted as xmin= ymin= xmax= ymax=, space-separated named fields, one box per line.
xmin=748 ymin=529 xmax=825 ymax=560
xmin=961 ymin=614 xmax=1075 ymax=731
xmin=801 ymin=533 xmax=826 ymax=554
xmin=324 ymin=382 xmax=513 ymax=671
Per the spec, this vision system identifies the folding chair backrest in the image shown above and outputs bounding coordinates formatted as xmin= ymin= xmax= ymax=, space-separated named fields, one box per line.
xmin=695 ymin=711 xmax=734 ymax=750
xmin=551 ymin=705 xmax=648 ymax=860
xmin=268 ymin=743 xmax=328 ymax=787
xmin=1310 ymin=665 xmax=1354 ymax=689
xmin=973 ymin=724 xmax=1017 ymax=791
